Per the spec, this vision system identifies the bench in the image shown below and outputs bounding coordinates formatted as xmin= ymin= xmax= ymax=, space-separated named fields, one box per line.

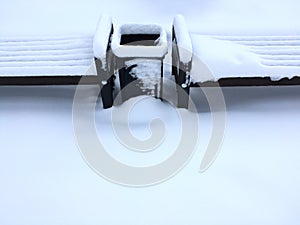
xmin=172 ymin=15 xmax=300 ymax=108
xmin=0 ymin=15 xmax=115 ymax=109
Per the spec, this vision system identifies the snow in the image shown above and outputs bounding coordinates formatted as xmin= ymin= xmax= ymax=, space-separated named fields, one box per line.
xmin=0 ymin=14 xmax=113 ymax=76
xmin=190 ymin=35 xmax=300 ymax=82
xmin=112 ymin=24 xmax=168 ymax=58
xmin=1 ymin=86 xmax=300 ymax=225
xmin=0 ymin=36 xmax=95 ymax=76
xmin=93 ymin=14 xmax=113 ymax=67
xmin=125 ymin=59 xmax=161 ymax=95
xmin=1 ymin=0 xmax=300 ymax=225
xmin=117 ymin=24 xmax=165 ymax=35
xmin=173 ymin=15 xmax=193 ymax=64
xmin=187 ymin=0 xmax=300 ymax=36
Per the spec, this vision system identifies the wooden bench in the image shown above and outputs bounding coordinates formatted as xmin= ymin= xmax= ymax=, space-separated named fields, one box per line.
xmin=172 ymin=15 xmax=300 ymax=108
xmin=0 ymin=15 xmax=115 ymax=109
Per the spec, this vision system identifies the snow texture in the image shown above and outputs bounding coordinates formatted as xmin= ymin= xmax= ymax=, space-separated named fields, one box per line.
xmin=173 ymin=15 xmax=193 ymax=64
xmin=1 ymin=1 xmax=300 ymax=225
xmin=0 ymin=36 xmax=95 ymax=76
xmin=0 ymin=14 xmax=112 ymax=76
xmin=93 ymin=14 xmax=113 ymax=67
xmin=126 ymin=59 xmax=161 ymax=96
xmin=190 ymin=35 xmax=300 ymax=82
xmin=112 ymin=24 xmax=168 ymax=58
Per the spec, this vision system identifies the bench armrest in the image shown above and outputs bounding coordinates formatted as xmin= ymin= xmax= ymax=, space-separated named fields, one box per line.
xmin=172 ymin=15 xmax=193 ymax=68
xmin=172 ymin=15 xmax=193 ymax=108
xmin=93 ymin=14 xmax=114 ymax=71
xmin=93 ymin=15 xmax=115 ymax=109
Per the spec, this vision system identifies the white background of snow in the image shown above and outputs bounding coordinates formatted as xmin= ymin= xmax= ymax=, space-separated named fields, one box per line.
xmin=1 ymin=86 xmax=299 ymax=225
xmin=1 ymin=0 xmax=299 ymax=37
xmin=1 ymin=0 xmax=300 ymax=225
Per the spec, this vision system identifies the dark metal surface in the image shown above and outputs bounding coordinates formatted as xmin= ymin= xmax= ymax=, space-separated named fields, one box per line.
xmin=0 ymin=75 xmax=100 ymax=86
xmin=192 ymin=77 xmax=300 ymax=87
xmin=120 ymin=34 xmax=160 ymax=46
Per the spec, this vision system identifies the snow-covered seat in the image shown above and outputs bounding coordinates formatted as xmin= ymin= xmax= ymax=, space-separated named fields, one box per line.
xmin=0 ymin=15 xmax=115 ymax=108
xmin=190 ymin=34 xmax=300 ymax=83
xmin=172 ymin=15 xmax=300 ymax=108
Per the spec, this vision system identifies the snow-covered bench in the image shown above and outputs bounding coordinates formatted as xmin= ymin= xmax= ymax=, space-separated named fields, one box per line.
xmin=111 ymin=24 xmax=168 ymax=101
xmin=172 ymin=15 xmax=300 ymax=108
xmin=0 ymin=15 xmax=115 ymax=109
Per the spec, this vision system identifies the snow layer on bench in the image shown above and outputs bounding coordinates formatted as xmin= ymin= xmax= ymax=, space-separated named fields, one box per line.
xmin=1 ymin=1 xmax=300 ymax=225
xmin=0 ymin=36 xmax=95 ymax=76
xmin=125 ymin=59 xmax=161 ymax=96
xmin=190 ymin=34 xmax=300 ymax=82
xmin=93 ymin=14 xmax=112 ymax=64
xmin=173 ymin=15 xmax=193 ymax=64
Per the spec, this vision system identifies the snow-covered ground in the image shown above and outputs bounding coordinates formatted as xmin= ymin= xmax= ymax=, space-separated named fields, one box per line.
xmin=0 ymin=0 xmax=300 ymax=225
xmin=1 ymin=86 xmax=299 ymax=225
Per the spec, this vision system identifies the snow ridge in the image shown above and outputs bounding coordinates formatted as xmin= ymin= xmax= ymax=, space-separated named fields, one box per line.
xmin=93 ymin=14 xmax=113 ymax=66
xmin=0 ymin=36 xmax=94 ymax=76
xmin=216 ymin=36 xmax=300 ymax=68
xmin=173 ymin=15 xmax=193 ymax=64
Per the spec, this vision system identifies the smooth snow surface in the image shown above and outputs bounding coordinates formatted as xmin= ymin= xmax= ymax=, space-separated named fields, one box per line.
xmin=1 ymin=86 xmax=300 ymax=225
xmin=190 ymin=35 xmax=300 ymax=82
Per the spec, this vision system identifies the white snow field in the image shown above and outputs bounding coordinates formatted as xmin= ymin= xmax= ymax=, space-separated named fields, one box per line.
xmin=1 ymin=0 xmax=300 ymax=225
